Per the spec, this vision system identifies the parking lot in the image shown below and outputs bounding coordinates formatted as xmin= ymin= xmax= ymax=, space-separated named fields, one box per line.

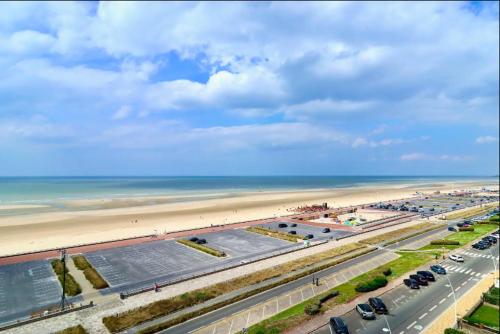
xmin=0 ymin=260 xmax=62 ymax=324
xmin=260 ymin=222 xmax=354 ymax=241
xmin=193 ymin=229 xmax=295 ymax=257
xmin=86 ymin=228 xmax=306 ymax=292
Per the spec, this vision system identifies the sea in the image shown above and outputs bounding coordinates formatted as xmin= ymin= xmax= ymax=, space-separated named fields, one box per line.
xmin=0 ymin=176 xmax=496 ymax=205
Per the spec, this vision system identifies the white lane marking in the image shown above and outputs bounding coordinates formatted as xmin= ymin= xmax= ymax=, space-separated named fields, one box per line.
xmin=448 ymin=292 xmax=453 ymax=297
xmin=459 ymin=268 xmax=465 ymax=273
xmin=475 ymin=273 xmax=481 ymax=277
xmin=439 ymin=298 xmax=446 ymax=304
xmin=465 ymin=269 xmax=471 ymax=274
xmin=429 ymin=305 xmax=437 ymax=312
xmin=461 ymin=282 xmax=467 ymax=286
xmin=482 ymin=274 xmax=486 ymax=278
xmin=407 ymin=321 xmax=417 ymax=330
xmin=419 ymin=313 xmax=428 ymax=320
xmin=399 ymin=331 xmax=405 ymax=334
xmin=470 ymin=271 xmax=476 ymax=276
xmin=456 ymin=286 xmax=461 ymax=291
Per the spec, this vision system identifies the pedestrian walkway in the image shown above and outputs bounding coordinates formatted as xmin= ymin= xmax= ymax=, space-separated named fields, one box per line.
xmin=192 ymin=251 xmax=399 ymax=334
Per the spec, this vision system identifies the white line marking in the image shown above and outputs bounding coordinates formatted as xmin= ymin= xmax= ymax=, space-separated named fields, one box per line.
xmin=419 ymin=313 xmax=428 ymax=320
xmin=245 ymin=312 xmax=250 ymax=327
xmin=429 ymin=305 xmax=437 ymax=312
xmin=461 ymin=282 xmax=467 ymax=286
xmin=448 ymin=292 xmax=453 ymax=297
xmin=465 ymin=269 xmax=471 ymax=274
xmin=456 ymin=286 xmax=461 ymax=291
xmin=407 ymin=321 xmax=417 ymax=330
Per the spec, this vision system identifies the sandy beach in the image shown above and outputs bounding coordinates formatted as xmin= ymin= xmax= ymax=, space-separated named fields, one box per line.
xmin=0 ymin=180 xmax=497 ymax=256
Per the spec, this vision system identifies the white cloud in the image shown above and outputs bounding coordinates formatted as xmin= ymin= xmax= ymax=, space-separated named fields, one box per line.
xmin=400 ymin=153 xmax=428 ymax=161
xmin=112 ymin=105 xmax=132 ymax=120
xmin=476 ymin=136 xmax=498 ymax=144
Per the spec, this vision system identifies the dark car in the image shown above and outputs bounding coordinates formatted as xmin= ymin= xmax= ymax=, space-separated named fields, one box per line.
xmin=448 ymin=227 xmax=457 ymax=232
xmin=417 ymin=270 xmax=435 ymax=282
xmin=189 ymin=237 xmax=199 ymax=242
xmin=356 ymin=303 xmax=376 ymax=320
xmin=278 ymin=223 xmax=288 ymax=228
xmin=429 ymin=208 xmax=435 ymax=212
xmin=329 ymin=317 xmax=349 ymax=334
xmin=456 ymin=222 xmax=465 ymax=227
xmin=430 ymin=264 xmax=446 ymax=275
xmin=288 ymin=230 xmax=297 ymax=235
xmin=322 ymin=228 xmax=331 ymax=233
xmin=305 ymin=234 xmax=314 ymax=239
xmin=368 ymin=297 xmax=388 ymax=314
xmin=196 ymin=238 xmax=207 ymax=244
xmin=290 ymin=223 xmax=297 ymax=227
xmin=484 ymin=236 xmax=497 ymax=244
xmin=472 ymin=242 xmax=488 ymax=250
xmin=404 ymin=278 xmax=420 ymax=289
xmin=409 ymin=274 xmax=428 ymax=286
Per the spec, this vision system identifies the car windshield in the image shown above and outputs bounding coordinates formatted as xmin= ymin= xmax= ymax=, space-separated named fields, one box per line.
xmin=359 ymin=304 xmax=371 ymax=312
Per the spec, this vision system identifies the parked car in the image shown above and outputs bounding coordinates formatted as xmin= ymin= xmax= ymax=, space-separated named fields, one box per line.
xmin=484 ymin=236 xmax=497 ymax=244
xmin=195 ymin=238 xmax=207 ymax=244
xmin=404 ymin=278 xmax=420 ymax=289
xmin=472 ymin=242 xmax=488 ymax=250
xmin=356 ymin=304 xmax=376 ymax=320
xmin=456 ymin=222 xmax=464 ymax=228
xmin=329 ymin=317 xmax=349 ymax=334
xmin=290 ymin=223 xmax=297 ymax=227
xmin=288 ymin=230 xmax=297 ymax=235
xmin=430 ymin=264 xmax=446 ymax=274
xmin=409 ymin=274 xmax=428 ymax=286
xmin=449 ymin=254 xmax=464 ymax=262
xmin=305 ymin=234 xmax=314 ymax=239
xmin=322 ymin=228 xmax=331 ymax=233
xmin=368 ymin=297 xmax=388 ymax=314
xmin=278 ymin=223 xmax=288 ymax=228
xmin=448 ymin=227 xmax=457 ymax=232
xmin=417 ymin=270 xmax=435 ymax=282
xmin=189 ymin=237 xmax=199 ymax=242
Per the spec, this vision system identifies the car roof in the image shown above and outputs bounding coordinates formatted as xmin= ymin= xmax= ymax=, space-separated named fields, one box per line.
xmin=358 ymin=303 xmax=372 ymax=311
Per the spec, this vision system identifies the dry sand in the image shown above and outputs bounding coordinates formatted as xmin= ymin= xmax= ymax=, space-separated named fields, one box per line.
xmin=0 ymin=180 xmax=496 ymax=256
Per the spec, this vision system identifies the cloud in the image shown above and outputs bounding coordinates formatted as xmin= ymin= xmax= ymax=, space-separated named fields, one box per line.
xmin=476 ymin=136 xmax=498 ymax=144
xmin=400 ymin=153 xmax=428 ymax=161
xmin=112 ymin=105 xmax=132 ymax=120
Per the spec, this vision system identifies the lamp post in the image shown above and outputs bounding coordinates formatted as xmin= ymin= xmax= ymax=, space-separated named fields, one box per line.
xmin=445 ymin=274 xmax=458 ymax=326
xmin=60 ymin=249 xmax=67 ymax=310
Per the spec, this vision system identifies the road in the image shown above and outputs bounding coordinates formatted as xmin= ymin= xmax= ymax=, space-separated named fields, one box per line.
xmin=138 ymin=248 xmax=390 ymax=334
xmin=310 ymin=243 xmax=499 ymax=334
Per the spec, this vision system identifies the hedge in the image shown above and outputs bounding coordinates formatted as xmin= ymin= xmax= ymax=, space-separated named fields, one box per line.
xmin=458 ymin=227 xmax=474 ymax=232
xmin=304 ymin=303 xmax=321 ymax=315
xmin=355 ymin=276 xmax=388 ymax=292
xmin=319 ymin=291 xmax=339 ymax=304
xmin=484 ymin=293 xmax=500 ymax=305
xmin=444 ymin=329 xmax=465 ymax=334
xmin=383 ymin=268 xmax=392 ymax=276
xmin=51 ymin=259 xmax=82 ymax=296
xmin=430 ymin=240 xmax=460 ymax=245
xmin=72 ymin=255 xmax=109 ymax=289
xmin=177 ymin=239 xmax=226 ymax=257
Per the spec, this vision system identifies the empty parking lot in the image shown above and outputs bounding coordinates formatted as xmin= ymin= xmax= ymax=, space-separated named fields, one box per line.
xmin=0 ymin=260 xmax=61 ymax=324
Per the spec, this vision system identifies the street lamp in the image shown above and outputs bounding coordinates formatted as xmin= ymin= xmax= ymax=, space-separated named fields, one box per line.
xmin=60 ymin=249 xmax=67 ymax=310
xmin=445 ymin=274 xmax=458 ymax=326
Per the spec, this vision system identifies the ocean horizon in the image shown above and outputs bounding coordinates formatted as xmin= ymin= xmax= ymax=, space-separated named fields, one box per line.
xmin=0 ymin=175 xmax=497 ymax=204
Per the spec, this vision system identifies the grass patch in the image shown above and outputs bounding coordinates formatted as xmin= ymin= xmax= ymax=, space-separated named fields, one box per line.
xmin=420 ymin=223 xmax=498 ymax=250
xmin=465 ymin=304 xmax=500 ymax=329
xmin=247 ymin=226 xmax=305 ymax=242
xmin=445 ymin=203 xmax=498 ymax=220
xmin=72 ymin=255 xmax=109 ymax=289
xmin=55 ymin=325 xmax=88 ymax=334
xmin=103 ymin=243 xmax=368 ymax=333
xmin=360 ymin=222 xmax=438 ymax=245
xmin=244 ymin=251 xmax=439 ymax=334
xmin=177 ymin=239 xmax=226 ymax=257
xmin=51 ymin=259 xmax=82 ymax=296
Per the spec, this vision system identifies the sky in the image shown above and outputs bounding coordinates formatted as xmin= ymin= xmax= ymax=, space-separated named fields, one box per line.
xmin=0 ymin=1 xmax=498 ymax=176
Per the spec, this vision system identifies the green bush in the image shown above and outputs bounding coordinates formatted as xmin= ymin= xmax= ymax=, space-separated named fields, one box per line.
xmin=319 ymin=291 xmax=339 ymax=304
xmin=430 ymin=240 xmax=460 ymax=245
xmin=444 ymin=329 xmax=465 ymax=334
xmin=458 ymin=227 xmax=474 ymax=232
xmin=383 ymin=268 xmax=392 ymax=276
xmin=489 ymin=287 xmax=499 ymax=295
xmin=483 ymin=293 xmax=500 ymax=305
xmin=355 ymin=276 xmax=388 ymax=292
xmin=304 ymin=303 xmax=321 ymax=315
xmin=177 ymin=239 xmax=226 ymax=257
xmin=56 ymin=325 xmax=88 ymax=334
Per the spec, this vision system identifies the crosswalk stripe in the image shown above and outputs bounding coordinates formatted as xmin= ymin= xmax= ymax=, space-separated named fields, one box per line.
xmin=465 ymin=269 xmax=471 ymax=274
xmin=475 ymin=273 xmax=481 ymax=277
xmin=459 ymin=268 xmax=465 ymax=273
xmin=470 ymin=271 xmax=476 ymax=276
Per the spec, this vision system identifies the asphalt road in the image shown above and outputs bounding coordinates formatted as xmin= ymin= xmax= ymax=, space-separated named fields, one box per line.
xmin=150 ymin=248 xmax=390 ymax=334
xmin=311 ymin=243 xmax=499 ymax=334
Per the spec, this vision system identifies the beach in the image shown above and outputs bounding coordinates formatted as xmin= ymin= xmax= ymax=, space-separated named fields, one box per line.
xmin=0 ymin=179 xmax=497 ymax=256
